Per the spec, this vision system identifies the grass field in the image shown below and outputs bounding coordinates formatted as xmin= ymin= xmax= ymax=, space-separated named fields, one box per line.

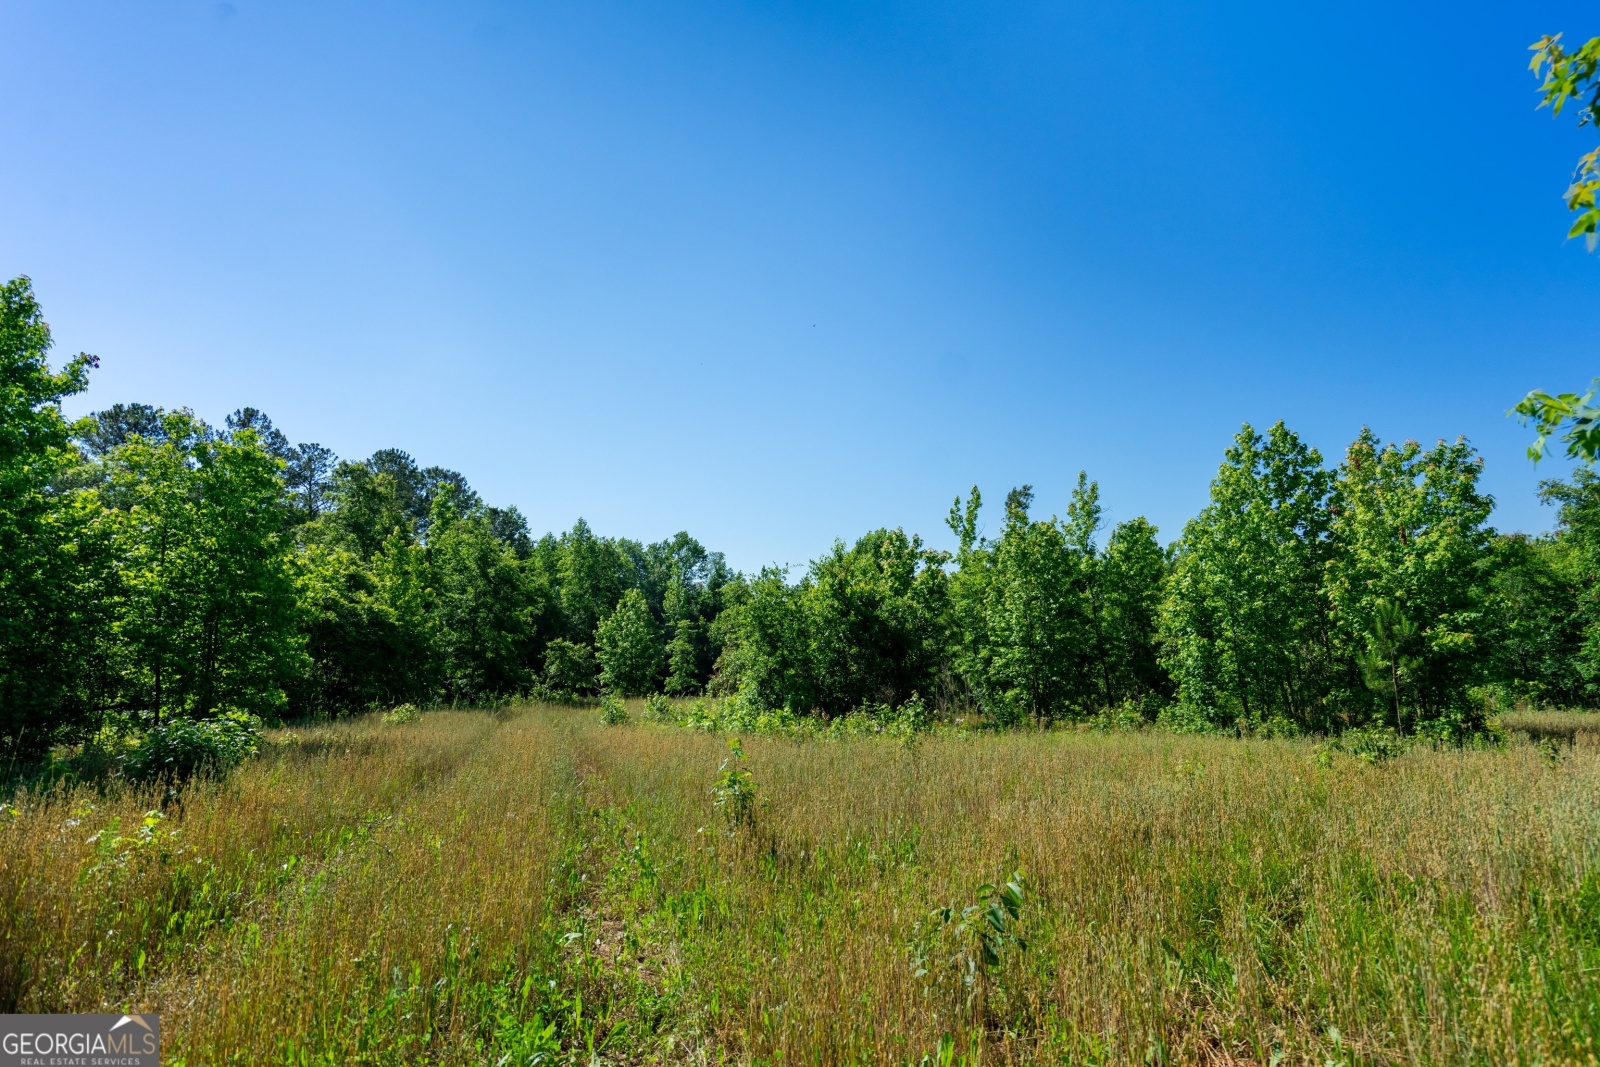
xmin=1499 ymin=708 xmax=1600 ymax=746
xmin=3 ymin=704 xmax=1600 ymax=1066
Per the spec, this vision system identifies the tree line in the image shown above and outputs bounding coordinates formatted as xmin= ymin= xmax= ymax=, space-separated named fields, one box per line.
xmin=3 ymin=276 xmax=1596 ymax=759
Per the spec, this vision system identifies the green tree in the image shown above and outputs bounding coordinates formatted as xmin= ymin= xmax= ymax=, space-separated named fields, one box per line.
xmin=1097 ymin=517 xmax=1170 ymax=706
xmin=78 ymin=402 xmax=165 ymax=458
xmin=1325 ymin=431 xmax=1494 ymax=734
xmin=1160 ymin=422 xmax=1335 ymax=731
xmin=806 ymin=528 xmax=950 ymax=715
xmin=711 ymin=567 xmax=816 ymax=713
xmin=294 ymin=539 xmax=436 ymax=714
xmin=596 ymin=588 xmax=664 ymax=696
xmin=645 ymin=532 xmax=734 ymax=694
xmin=103 ymin=410 xmax=304 ymax=722
xmin=944 ymin=485 xmax=991 ymax=709
xmin=0 ymin=276 xmax=106 ymax=759
xmin=664 ymin=618 xmax=706 ymax=695
xmin=1521 ymin=471 xmax=1600 ymax=703
xmin=427 ymin=488 xmax=541 ymax=701
xmin=1356 ymin=599 xmax=1420 ymax=733
xmin=975 ymin=485 xmax=1095 ymax=724
xmin=320 ymin=459 xmax=418 ymax=560
xmin=1532 ymin=33 xmax=1600 ymax=247
xmin=542 ymin=638 xmax=598 ymax=698
xmin=556 ymin=518 xmax=631 ymax=642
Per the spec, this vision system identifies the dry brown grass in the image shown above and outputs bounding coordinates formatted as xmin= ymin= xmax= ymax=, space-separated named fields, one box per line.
xmin=4 ymin=705 xmax=1599 ymax=1065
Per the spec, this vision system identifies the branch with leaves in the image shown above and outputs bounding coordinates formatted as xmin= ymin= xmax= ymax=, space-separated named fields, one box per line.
xmin=1514 ymin=379 xmax=1600 ymax=463
xmin=1515 ymin=35 xmax=1600 ymax=464
xmin=1531 ymin=34 xmax=1600 ymax=247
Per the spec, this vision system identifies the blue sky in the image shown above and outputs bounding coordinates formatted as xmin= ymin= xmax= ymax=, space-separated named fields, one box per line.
xmin=2 ymin=1 xmax=1594 ymax=571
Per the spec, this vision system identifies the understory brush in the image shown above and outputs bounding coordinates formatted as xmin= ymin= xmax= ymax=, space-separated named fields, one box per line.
xmin=638 ymin=692 xmax=936 ymax=740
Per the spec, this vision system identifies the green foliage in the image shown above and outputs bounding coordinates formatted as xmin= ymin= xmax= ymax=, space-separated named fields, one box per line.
xmin=101 ymin=410 xmax=305 ymax=723
xmin=662 ymin=620 xmax=702 ymax=695
xmin=1319 ymin=725 xmax=1409 ymax=767
xmin=1326 ymin=431 xmax=1494 ymax=736
xmin=1097 ymin=517 xmax=1170 ymax=704
xmin=714 ymin=528 xmax=949 ymax=717
xmin=1515 ymin=35 xmax=1600 ymax=463
xmin=911 ymin=870 xmax=1029 ymax=992
xmin=711 ymin=566 xmax=814 ymax=713
xmin=427 ymin=490 xmax=542 ymax=702
xmin=555 ymin=518 xmax=630 ymax=642
xmin=1161 ymin=422 xmax=1335 ymax=732
xmin=1515 ymin=381 xmax=1600 ymax=465
xmin=943 ymin=477 xmax=1166 ymax=726
xmin=982 ymin=483 xmax=1093 ymax=723
xmin=807 ymin=529 xmax=951 ymax=714
xmin=1531 ymin=33 xmax=1600 ymax=247
xmin=710 ymin=736 xmax=757 ymax=831
xmin=598 ymin=693 xmax=629 ymax=727
xmin=1483 ymin=531 xmax=1582 ymax=707
xmin=596 ymin=589 xmax=664 ymax=697
xmin=381 ymin=703 xmax=421 ymax=725
xmin=541 ymin=639 xmax=598 ymax=699
xmin=1356 ymin=599 xmax=1420 ymax=733
xmin=1533 ymin=472 xmax=1600 ymax=704
xmin=122 ymin=712 xmax=262 ymax=784
xmin=0 ymin=277 xmax=105 ymax=759
xmin=294 ymin=539 xmax=437 ymax=714
xmin=14 ymin=277 xmax=1600 ymax=761
xmin=1091 ymin=698 xmax=1151 ymax=732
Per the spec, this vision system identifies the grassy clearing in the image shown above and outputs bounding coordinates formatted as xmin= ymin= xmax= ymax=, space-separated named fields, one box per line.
xmin=3 ymin=705 xmax=1600 ymax=1065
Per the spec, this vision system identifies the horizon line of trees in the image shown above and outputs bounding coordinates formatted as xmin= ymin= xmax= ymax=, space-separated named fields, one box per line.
xmin=4 ymin=275 xmax=1598 ymax=759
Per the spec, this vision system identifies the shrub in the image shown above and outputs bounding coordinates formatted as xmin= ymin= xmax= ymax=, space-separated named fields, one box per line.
xmin=599 ymin=694 xmax=630 ymax=727
xmin=1092 ymin=699 xmax=1146 ymax=732
xmin=381 ymin=703 xmax=421 ymax=725
xmin=123 ymin=713 xmax=262 ymax=785
xmin=1322 ymin=725 xmax=1409 ymax=766
xmin=643 ymin=693 xmax=674 ymax=723
xmin=1156 ymin=701 xmax=1217 ymax=735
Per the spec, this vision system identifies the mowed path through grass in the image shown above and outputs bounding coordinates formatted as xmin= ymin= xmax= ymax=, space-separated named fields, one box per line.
xmin=3 ymin=705 xmax=1600 ymax=1065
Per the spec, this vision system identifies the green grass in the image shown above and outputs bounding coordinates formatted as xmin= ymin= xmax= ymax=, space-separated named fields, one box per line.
xmin=4 ymin=703 xmax=1600 ymax=1065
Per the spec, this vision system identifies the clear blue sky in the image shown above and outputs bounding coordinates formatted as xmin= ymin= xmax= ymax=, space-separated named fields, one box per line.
xmin=3 ymin=1 xmax=1594 ymax=571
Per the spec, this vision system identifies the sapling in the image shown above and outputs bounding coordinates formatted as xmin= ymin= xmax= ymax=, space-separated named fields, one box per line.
xmin=711 ymin=736 xmax=758 ymax=831
xmin=911 ymin=869 xmax=1029 ymax=993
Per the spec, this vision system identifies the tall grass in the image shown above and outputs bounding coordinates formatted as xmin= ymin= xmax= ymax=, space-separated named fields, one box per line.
xmin=1498 ymin=707 xmax=1600 ymax=745
xmin=4 ymin=704 xmax=1599 ymax=1065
